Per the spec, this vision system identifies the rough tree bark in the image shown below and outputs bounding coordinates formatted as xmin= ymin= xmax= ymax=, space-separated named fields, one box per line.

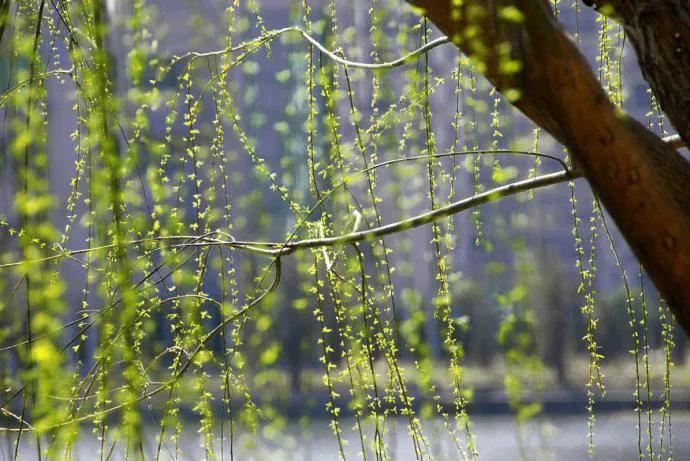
xmin=410 ymin=0 xmax=690 ymax=334
xmin=610 ymin=0 xmax=690 ymax=146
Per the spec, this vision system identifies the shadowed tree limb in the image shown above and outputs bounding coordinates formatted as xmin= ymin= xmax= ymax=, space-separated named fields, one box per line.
xmin=411 ymin=0 xmax=690 ymax=334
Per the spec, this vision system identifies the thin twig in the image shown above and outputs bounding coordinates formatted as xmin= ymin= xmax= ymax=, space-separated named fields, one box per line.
xmin=173 ymin=26 xmax=449 ymax=70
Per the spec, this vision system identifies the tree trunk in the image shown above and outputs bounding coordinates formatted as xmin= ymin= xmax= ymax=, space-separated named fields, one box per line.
xmin=411 ymin=0 xmax=690 ymax=334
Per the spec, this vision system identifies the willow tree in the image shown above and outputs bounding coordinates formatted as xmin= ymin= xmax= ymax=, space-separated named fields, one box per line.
xmin=0 ymin=0 xmax=686 ymax=460
xmin=410 ymin=0 xmax=690 ymax=332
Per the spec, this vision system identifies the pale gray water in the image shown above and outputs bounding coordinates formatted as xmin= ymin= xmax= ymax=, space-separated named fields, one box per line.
xmin=7 ymin=411 xmax=688 ymax=460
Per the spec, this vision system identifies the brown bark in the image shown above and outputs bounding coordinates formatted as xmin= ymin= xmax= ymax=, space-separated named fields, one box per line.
xmin=606 ymin=0 xmax=690 ymax=146
xmin=411 ymin=0 xmax=690 ymax=334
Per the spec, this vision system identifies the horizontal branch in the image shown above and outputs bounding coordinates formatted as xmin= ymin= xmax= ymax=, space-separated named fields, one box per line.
xmin=0 ymin=149 xmax=568 ymax=268
xmin=0 ymin=169 xmax=578 ymax=267
xmin=187 ymin=169 xmax=581 ymax=256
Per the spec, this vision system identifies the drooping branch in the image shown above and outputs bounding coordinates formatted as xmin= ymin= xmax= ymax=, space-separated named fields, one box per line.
xmin=411 ymin=0 xmax=690 ymax=334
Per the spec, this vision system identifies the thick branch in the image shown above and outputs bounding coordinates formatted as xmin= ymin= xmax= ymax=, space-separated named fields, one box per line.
xmin=413 ymin=0 xmax=690 ymax=334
